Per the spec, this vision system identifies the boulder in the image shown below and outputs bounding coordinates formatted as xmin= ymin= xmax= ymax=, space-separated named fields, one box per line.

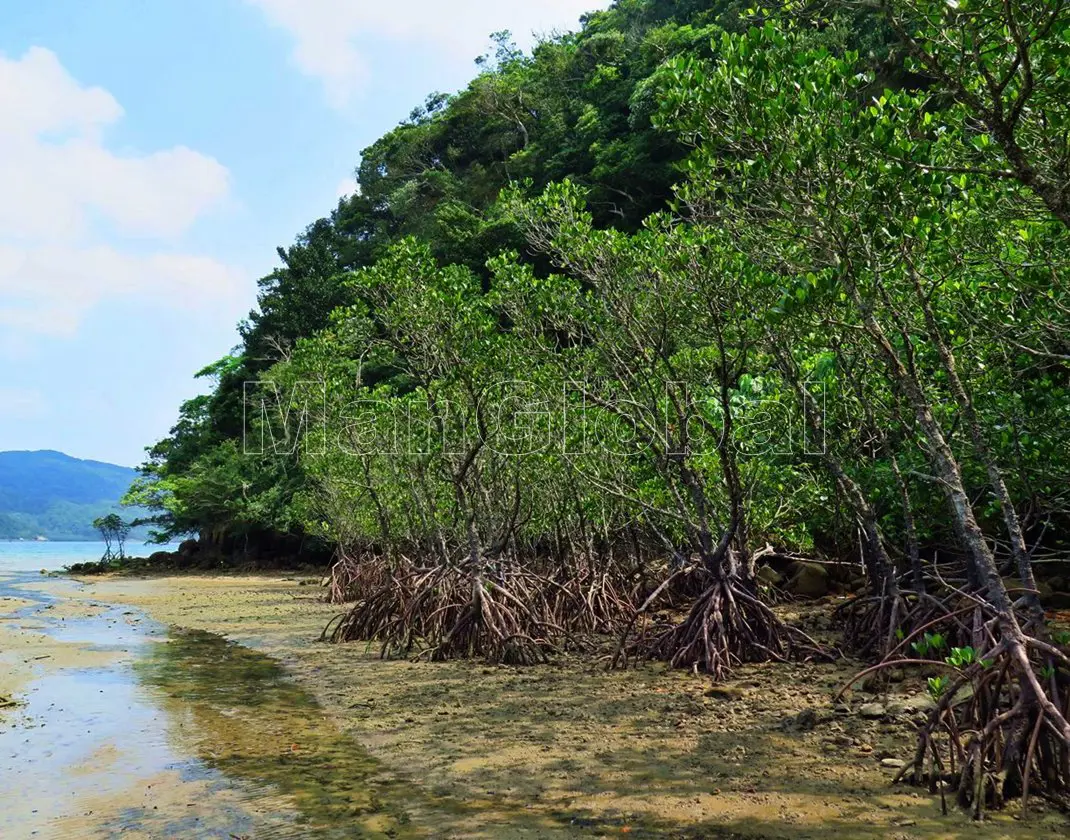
xmin=858 ymin=702 xmax=886 ymax=719
xmin=782 ymin=708 xmax=819 ymax=731
xmin=848 ymin=576 xmax=868 ymax=593
xmin=755 ymin=565 xmax=784 ymax=587
xmin=824 ymin=562 xmax=857 ymax=585
xmin=786 ymin=562 xmax=830 ymax=598
xmin=178 ymin=539 xmax=200 ymax=556
xmin=860 ymin=674 xmax=887 ymax=693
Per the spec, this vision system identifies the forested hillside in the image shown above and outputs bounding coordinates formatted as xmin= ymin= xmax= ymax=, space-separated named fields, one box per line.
xmin=0 ymin=451 xmax=138 ymax=540
xmin=132 ymin=0 xmax=1070 ymax=811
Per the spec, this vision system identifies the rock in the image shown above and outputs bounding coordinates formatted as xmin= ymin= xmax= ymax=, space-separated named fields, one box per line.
xmin=860 ymin=674 xmax=887 ymax=694
xmin=178 ymin=539 xmax=200 ymax=556
xmin=782 ymin=708 xmax=819 ymax=731
xmin=881 ymin=758 xmax=906 ymax=769
xmin=1046 ymin=576 xmax=1067 ymax=593
xmin=887 ymin=695 xmax=936 ymax=716
xmin=148 ymin=551 xmax=174 ymax=564
xmin=755 ymin=565 xmax=784 ymax=587
xmin=1002 ymin=576 xmax=1053 ymax=600
xmin=786 ymin=562 xmax=830 ymax=598
xmin=858 ymin=702 xmax=886 ymax=719
xmin=704 ymin=684 xmax=744 ymax=701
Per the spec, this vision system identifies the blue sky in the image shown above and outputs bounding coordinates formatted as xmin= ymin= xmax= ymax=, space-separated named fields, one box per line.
xmin=0 ymin=0 xmax=607 ymax=467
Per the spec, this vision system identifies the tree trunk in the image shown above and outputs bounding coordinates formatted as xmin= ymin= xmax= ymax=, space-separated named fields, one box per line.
xmin=906 ymin=264 xmax=1042 ymax=615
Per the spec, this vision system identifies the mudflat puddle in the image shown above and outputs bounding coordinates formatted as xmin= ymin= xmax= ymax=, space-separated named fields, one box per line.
xmin=0 ymin=573 xmax=420 ymax=839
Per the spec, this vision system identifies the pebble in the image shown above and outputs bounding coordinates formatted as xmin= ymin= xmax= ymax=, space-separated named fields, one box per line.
xmin=858 ymin=702 xmax=886 ymax=719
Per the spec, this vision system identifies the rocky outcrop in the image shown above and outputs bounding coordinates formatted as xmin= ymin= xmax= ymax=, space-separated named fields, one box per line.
xmin=786 ymin=562 xmax=830 ymax=598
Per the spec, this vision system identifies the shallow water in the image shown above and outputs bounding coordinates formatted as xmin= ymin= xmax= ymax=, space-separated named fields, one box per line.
xmin=0 ymin=541 xmax=182 ymax=572
xmin=0 ymin=572 xmax=421 ymax=839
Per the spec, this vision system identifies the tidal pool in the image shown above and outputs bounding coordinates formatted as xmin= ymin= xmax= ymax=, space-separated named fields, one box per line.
xmin=0 ymin=573 xmax=421 ymax=839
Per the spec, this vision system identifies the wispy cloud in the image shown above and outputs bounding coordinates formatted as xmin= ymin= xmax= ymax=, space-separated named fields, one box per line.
xmin=0 ymin=387 xmax=45 ymax=420
xmin=244 ymin=0 xmax=609 ymax=108
xmin=335 ymin=176 xmax=358 ymax=200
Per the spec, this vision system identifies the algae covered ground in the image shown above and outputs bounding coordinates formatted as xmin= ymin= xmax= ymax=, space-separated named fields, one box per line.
xmin=35 ymin=572 xmax=1064 ymax=839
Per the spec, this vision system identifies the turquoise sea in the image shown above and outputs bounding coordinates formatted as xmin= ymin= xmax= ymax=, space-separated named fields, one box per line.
xmin=0 ymin=540 xmax=182 ymax=572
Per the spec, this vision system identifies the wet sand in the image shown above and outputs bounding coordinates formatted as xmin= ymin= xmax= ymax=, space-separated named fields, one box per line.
xmin=0 ymin=572 xmax=424 ymax=839
xmin=0 ymin=580 xmax=117 ymax=707
xmin=3 ymin=571 xmax=1070 ymax=838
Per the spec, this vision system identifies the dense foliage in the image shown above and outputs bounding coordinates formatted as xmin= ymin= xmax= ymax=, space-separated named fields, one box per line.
xmin=135 ymin=1 xmax=1070 ymax=813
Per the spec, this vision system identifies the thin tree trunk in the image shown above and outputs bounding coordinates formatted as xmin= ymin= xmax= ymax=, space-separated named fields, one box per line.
xmin=905 ymin=261 xmax=1042 ymax=613
xmin=842 ymin=272 xmax=1008 ymax=604
xmin=770 ymin=340 xmax=899 ymax=600
xmin=891 ymin=455 xmax=925 ymax=596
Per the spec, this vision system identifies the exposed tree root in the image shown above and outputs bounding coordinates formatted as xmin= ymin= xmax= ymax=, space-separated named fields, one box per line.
xmin=840 ymin=600 xmax=1070 ymax=815
xmin=324 ymin=549 xmax=397 ymax=605
xmin=837 ymin=591 xmax=909 ymax=660
xmin=837 ymin=587 xmax=972 ymax=661
xmin=630 ymin=570 xmax=827 ymax=681
xmin=899 ymin=638 xmax=1070 ymax=816
xmin=553 ymin=565 xmax=636 ymax=634
xmin=663 ymin=561 xmax=719 ymax=605
xmin=421 ymin=573 xmax=559 ymax=665
xmin=322 ymin=563 xmax=414 ymax=647
xmin=325 ymin=560 xmax=583 ymax=664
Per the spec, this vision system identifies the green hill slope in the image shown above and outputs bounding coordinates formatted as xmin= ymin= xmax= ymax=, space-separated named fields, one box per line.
xmin=0 ymin=450 xmax=140 ymax=541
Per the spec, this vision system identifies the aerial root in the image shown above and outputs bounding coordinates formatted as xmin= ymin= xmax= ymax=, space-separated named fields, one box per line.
xmin=323 ymin=558 xmax=632 ymax=664
xmin=901 ymin=640 xmax=1070 ymax=816
xmin=840 ymin=612 xmax=1070 ymax=815
xmin=325 ymin=549 xmax=398 ymax=605
xmin=836 ymin=589 xmax=969 ymax=661
xmin=836 ymin=591 xmax=908 ymax=660
xmin=628 ymin=572 xmax=828 ymax=681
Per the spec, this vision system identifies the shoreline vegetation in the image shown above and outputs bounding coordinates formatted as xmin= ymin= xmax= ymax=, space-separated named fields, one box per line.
xmin=106 ymin=0 xmax=1070 ymax=826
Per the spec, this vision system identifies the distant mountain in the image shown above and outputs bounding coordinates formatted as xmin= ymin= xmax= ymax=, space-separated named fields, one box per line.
xmin=0 ymin=450 xmax=142 ymax=541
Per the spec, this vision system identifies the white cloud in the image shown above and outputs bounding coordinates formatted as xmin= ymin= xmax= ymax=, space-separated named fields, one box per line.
xmin=0 ymin=47 xmax=240 ymax=340
xmin=0 ymin=387 xmax=46 ymax=420
xmin=245 ymin=0 xmax=609 ymax=107
xmin=0 ymin=245 xmax=244 ymax=337
xmin=336 ymin=176 xmax=358 ymax=199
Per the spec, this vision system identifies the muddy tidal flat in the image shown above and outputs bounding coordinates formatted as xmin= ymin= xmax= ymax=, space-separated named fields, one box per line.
xmin=2 ymin=571 xmax=1068 ymax=839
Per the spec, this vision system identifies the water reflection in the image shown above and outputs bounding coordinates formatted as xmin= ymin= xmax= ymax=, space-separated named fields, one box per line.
xmin=135 ymin=628 xmax=420 ymax=838
xmin=2 ymin=575 xmax=423 ymax=840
